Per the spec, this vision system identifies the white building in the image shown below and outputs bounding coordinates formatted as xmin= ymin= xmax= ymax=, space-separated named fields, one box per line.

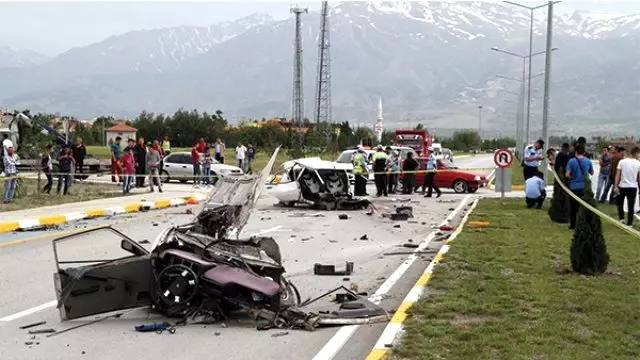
xmin=105 ymin=121 xmax=137 ymax=144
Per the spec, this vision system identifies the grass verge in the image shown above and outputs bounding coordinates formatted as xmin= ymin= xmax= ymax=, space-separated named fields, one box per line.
xmin=395 ymin=198 xmax=640 ymax=360
xmin=0 ymin=178 xmax=126 ymax=212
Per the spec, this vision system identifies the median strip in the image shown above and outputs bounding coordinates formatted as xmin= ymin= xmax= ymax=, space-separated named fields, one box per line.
xmin=0 ymin=194 xmax=206 ymax=233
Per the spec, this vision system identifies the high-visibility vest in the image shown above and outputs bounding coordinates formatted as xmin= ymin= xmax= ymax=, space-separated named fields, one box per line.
xmin=372 ymin=152 xmax=388 ymax=172
xmin=353 ymin=153 xmax=366 ymax=175
xmin=162 ymin=140 xmax=171 ymax=152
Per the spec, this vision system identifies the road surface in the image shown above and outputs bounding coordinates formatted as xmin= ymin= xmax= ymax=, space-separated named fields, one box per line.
xmin=0 ymin=155 xmax=495 ymax=360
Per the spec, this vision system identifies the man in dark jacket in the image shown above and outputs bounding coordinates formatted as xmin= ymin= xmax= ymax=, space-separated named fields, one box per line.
xmin=134 ymin=137 xmax=147 ymax=187
xmin=72 ymin=137 xmax=86 ymax=178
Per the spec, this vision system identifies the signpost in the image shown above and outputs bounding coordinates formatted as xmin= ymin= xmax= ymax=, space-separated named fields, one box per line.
xmin=494 ymin=148 xmax=514 ymax=198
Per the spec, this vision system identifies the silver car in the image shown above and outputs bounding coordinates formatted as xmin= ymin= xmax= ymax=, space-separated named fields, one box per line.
xmin=161 ymin=152 xmax=243 ymax=184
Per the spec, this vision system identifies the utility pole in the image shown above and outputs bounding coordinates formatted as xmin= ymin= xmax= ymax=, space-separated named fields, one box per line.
xmin=541 ymin=1 xmax=554 ymax=185
xmin=314 ymin=1 xmax=331 ymax=127
xmin=291 ymin=6 xmax=307 ymax=125
xmin=478 ymin=105 xmax=483 ymax=141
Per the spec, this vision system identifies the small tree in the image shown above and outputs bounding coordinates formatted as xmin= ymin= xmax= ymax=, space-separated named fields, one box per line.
xmin=548 ymin=170 xmax=569 ymax=223
xmin=570 ymin=176 xmax=609 ymax=275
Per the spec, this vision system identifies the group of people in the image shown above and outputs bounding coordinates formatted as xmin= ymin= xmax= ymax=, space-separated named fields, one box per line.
xmin=110 ymin=136 xmax=165 ymax=193
xmin=351 ymin=145 xmax=442 ymax=198
xmin=523 ymin=136 xmax=640 ymax=228
xmin=189 ymin=138 xmax=256 ymax=186
xmin=2 ymin=133 xmax=18 ymax=203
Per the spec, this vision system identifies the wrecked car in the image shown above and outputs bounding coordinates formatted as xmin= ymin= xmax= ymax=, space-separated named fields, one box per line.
xmin=266 ymin=157 xmax=371 ymax=210
xmin=51 ymin=148 xmax=388 ymax=331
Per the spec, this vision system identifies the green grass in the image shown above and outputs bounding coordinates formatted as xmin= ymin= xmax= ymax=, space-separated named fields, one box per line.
xmin=395 ymin=199 xmax=640 ymax=360
xmin=0 ymin=178 xmax=127 ymax=212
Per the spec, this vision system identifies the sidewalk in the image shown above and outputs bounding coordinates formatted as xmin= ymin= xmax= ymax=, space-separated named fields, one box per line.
xmin=0 ymin=186 xmax=210 ymax=232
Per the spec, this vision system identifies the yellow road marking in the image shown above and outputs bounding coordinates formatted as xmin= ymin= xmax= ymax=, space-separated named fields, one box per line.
xmin=415 ymin=272 xmax=432 ymax=287
xmin=365 ymin=349 xmax=389 ymax=360
xmin=154 ymin=199 xmax=171 ymax=208
xmin=85 ymin=208 xmax=106 ymax=217
xmin=0 ymin=222 xmax=20 ymax=232
xmin=390 ymin=301 xmax=414 ymax=323
xmin=38 ymin=215 xmax=67 ymax=226
xmin=0 ymin=212 xmax=164 ymax=248
xmin=123 ymin=203 xmax=142 ymax=212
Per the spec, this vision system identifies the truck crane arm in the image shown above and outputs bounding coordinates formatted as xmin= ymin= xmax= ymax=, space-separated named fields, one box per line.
xmin=14 ymin=113 xmax=71 ymax=148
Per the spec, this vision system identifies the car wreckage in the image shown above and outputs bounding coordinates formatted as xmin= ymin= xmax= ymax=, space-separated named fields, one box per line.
xmin=52 ymin=148 xmax=388 ymax=331
xmin=266 ymin=157 xmax=371 ymax=210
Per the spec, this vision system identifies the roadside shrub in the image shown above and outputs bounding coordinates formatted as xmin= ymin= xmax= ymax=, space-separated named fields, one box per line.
xmin=570 ymin=177 xmax=609 ymax=275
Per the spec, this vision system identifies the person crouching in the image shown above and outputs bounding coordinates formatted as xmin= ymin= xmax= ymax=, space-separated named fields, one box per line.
xmin=524 ymin=171 xmax=546 ymax=209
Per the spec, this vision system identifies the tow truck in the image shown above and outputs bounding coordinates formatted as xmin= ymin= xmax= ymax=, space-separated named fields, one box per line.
xmin=393 ymin=129 xmax=433 ymax=160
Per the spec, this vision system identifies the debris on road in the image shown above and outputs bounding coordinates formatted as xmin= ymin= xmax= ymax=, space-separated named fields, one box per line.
xmin=393 ymin=224 xmax=401 ymax=228
xmin=19 ymin=321 xmax=46 ymax=329
xmin=289 ymin=213 xmax=324 ymax=218
xmin=28 ymin=329 xmax=56 ymax=334
xmin=402 ymin=243 xmax=419 ymax=248
xmin=314 ymin=262 xmax=354 ymax=276
xmin=271 ymin=331 xmax=289 ymax=338
xmin=439 ymin=225 xmax=454 ymax=231
xmin=342 ymin=277 xmax=350 ymax=281
xmin=338 ymin=214 xmax=348 ymax=220
xmin=359 ymin=234 xmax=368 ymax=240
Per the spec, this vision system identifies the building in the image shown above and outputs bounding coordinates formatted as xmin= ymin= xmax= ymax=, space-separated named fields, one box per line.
xmin=106 ymin=121 xmax=137 ymax=144
xmin=609 ymin=137 xmax=638 ymax=150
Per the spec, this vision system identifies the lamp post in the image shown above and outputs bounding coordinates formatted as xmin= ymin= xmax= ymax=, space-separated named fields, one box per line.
xmin=504 ymin=1 xmax=561 ymax=149
xmin=491 ymin=47 xmax=556 ymax=156
xmin=541 ymin=1 xmax=555 ymax=185
xmin=478 ymin=105 xmax=483 ymax=149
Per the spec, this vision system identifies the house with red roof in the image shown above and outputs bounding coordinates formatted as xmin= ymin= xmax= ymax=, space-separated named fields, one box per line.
xmin=105 ymin=121 xmax=137 ymax=144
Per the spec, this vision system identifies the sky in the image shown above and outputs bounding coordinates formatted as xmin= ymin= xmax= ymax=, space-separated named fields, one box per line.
xmin=1 ymin=0 xmax=640 ymax=56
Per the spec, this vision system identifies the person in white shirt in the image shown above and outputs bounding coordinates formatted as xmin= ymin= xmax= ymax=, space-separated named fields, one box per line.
xmin=614 ymin=146 xmax=640 ymax=226
xmin=214 ymin=138 xmax=226 ymax=164
xmin=524 ymin=171 xmax=546 ymax=209
xmin=235 ymin=142 xmax=247 ymax=173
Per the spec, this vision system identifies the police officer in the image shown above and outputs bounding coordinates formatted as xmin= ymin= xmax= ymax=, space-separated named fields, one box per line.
xmin=422 ymin=146 xmax=442 ymax=198
xmin=353 ymin=146 xmax=368 ymax=196
xmin=372 ymin=145 xmax=388 ymax=197
xmin=522 ymin=139 xmax=545 ymax=180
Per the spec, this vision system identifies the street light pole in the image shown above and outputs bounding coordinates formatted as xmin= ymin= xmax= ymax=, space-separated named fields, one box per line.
xmin=478 ymin=105 xmax=483 ymax=148
xmin=541 ymin=1 xmax=554 ymax=185
xmin=519 ymin=57 xmax=526 ymax=157
xmin=526 ymin=9 xmax=534 ymax=146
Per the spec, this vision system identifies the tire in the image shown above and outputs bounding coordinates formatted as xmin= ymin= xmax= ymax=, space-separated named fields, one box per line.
xmin=161 ymin=170 xmax=170 ymax=183
xmin=453 ymin=179 xmax=468 ymax=193
xmin=279 ymin=277 xmax=301 ymax=308
xmin=468 ymin=187 xmax=478 ymax=193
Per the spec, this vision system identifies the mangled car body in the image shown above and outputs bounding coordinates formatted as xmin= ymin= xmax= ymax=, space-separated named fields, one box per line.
xmin=52 ymin=149 xmax=387 ymax=330
xmin=266 ymin=157 xmax=371 ymax=210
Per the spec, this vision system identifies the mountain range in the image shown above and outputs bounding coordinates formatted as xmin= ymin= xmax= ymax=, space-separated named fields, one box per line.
xmin=0 ymin=1 xmax=639 ymax=136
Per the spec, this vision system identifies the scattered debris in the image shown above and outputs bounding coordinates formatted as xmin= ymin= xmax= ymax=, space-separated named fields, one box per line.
xmin=289 ymin=213 xmax=324 ymax=218
xmin=403 ymin=243 xmax=419 ymax=248
xmin=342 ymin=277 xmax=350 ymax=281
xmin=301 ymin=237 xmax=312 ymax=242
xmin=329 ymin=240 xmax=338 ymax=243
xmin=470 ymin=221 xmax=490 ymax=228
xmin=152 ymin=222 xmax=159 ymax=226
xmin=25 ymin=341 xmax=34 ymax=346
xmin=349 ymin=283 xmax=359 ymax=292
xmin=338 ymin=214 xmax=348 ymax=220
xmin=260 ymin=217 xmax=272 ymax=220
xmin=314 ymin=262 xmax=354 ymax=276
xmin=28 ymin=328 xmax=56 ymax=334
xmin=335 ymin=293 xmax=358 ymax=303
xmin=19 ymin=321 xmax=46 ymax=329
xmin=134 ymin=322 xmax=176 ymax=334
xmin=214 ymin=332 xmax=221 ymax=336
xmin=186 ymin=209 xmax=193 ymax=214
xmin=439 ymin=225 xmax=453 ymax=231
xmin=359 ymin=234 xmax=369 ymax=241
xmin=393 ymin=224 xmax=401 ymax=228
xmin=448 ymin=208 xmax=455 ymax=211
xmin=271 ymin=331 xmax=289 ymax=338
xmin=47 ymin=312 xmax=124 ymax=338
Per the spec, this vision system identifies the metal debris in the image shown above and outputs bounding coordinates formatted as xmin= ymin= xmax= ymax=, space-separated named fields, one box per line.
xmin=338 ymin=214 xmax=348 ymax=220
xmin=19 ymin=321 xmax=46 ymax=329
xmin=28 ymin=328 xmax=56 ymax=334
xmin=360 ymin=234 xmax=368 ymax=240
xmin=314 ymin=262 xmax=354 ymax=276
xmin=271 ymin=331 xmax=290 ymax=338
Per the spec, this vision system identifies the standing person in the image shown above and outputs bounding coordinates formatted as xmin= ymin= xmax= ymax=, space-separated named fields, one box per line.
xmin=554 ymin=143 xmax=571 ymax=175
xmin=202 ymin=149 xmax=213 ymax=185
xmin=196 ymin=137 xmax=207 ymax=154
xmin=2 ymin=145 xmax=18 ymax=203
xmin=119 ymin=146 xmax=135 ymax=194
xmin=613 ymin=146 xmax=640 ymax=226
xmin=422 ymin=146 xmax=442 ymax=198
xmin=246 ymin=143 xmax=256 ymax=174
xmin=57 ymin=147 xmax=75 ymax=195
xmin=72 ymin=137 xmax=86 ymax=178
xmin=522 ymin=139 xmax=545 ymax=180
xmin=353 ymin=147 xmax=368 ymax=196
xmin=372 ymin=145 xmax=388 ymax=197
xmin=134 ymin=137 xmax=147 ymax=188
xmin=402 ymin=151 xmax=419 ymax=194
xmin=235 ymin=142 xmax=247 ymax=173
xmin=191 ymin=143 xmax=201 ymax=186
xmin=595 ymin=146 xmax=612 ymax=202
xmin=525 ymin=171 xmax=546 ymax=209
xmin=604 ymin=146 xmax=625 ymax=204
xmin=146 ymin=140 xmax=163 ymax=193
xmin=214 ymin=138 xmax=226 ymax=164
xmin=41 ymin=144 xmax=54 ymax=194
xmin=162 ymin=136 xmax=171 ymax=156
xmin=565 ymin=144 xmax=594 ymax=230
xmin=387 ymin=149 xmax=400 ymax=194
xmin=110 ymin=136 xmax=123 ymax=183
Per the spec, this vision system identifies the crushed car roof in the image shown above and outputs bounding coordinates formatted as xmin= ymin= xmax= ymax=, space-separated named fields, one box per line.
xmin=282 ymin=157 xmax=351 ymax=170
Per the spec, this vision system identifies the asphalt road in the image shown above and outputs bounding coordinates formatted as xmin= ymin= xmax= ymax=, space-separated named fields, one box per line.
xmin=0 ymin=155 xmax=495 ymax=360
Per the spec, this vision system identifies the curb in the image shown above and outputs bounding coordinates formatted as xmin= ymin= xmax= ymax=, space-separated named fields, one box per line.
xmin=364 ymin=198 xmax=480 ymax=360
xmin=0 ymin=194 xmax=207 ymax=233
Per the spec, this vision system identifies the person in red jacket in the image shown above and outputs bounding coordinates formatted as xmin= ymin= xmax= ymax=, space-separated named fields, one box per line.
xmin=196 ymin=137 xmax=207 ymax=154
xmin=120 ymin=146 xmax=135 ymax=194
xmin=191 ymin=143 xmax=201 ymax=186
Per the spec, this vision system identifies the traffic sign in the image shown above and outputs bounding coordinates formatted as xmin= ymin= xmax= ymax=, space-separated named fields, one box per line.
xmin=494 ymin=148 xmax=514 ymax=168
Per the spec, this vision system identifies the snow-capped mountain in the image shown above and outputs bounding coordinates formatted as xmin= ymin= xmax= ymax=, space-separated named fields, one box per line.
xmin=1 ymin=2 xmax=639 ymax=134
xmin=0 ymin=46 xmax=49 ymax=68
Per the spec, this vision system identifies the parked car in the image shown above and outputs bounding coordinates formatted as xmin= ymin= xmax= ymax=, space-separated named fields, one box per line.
xmin=161 ymin=152 xmax=243 ymax=184
xmin=399 ymin=159 xmax=487 ymax=193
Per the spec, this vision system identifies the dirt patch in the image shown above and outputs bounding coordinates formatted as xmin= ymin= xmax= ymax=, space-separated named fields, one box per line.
xmin=450 ymin=313 xmax=501 ymax=326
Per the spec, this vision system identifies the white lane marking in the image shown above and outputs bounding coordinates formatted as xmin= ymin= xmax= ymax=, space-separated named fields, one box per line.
xmin=249 ymin=225 xmax=284 ymax=237
xmin=373 ymin=322 xmax=404 ymax=349
xmin=0 ymin=300 xmax=57 ymax=322
xmin=312 ymin=195 xmax=472 ymax=360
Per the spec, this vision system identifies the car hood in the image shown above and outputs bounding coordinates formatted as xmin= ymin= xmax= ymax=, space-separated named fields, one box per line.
xmin=212 ymin=164 xmax=243 ymax=172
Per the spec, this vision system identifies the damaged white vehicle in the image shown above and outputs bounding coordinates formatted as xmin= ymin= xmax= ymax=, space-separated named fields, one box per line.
xmin=266 ymin=157 xmax=371 ymax=210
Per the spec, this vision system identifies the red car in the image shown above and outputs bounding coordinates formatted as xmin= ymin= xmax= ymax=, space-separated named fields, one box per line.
xmin=399 ymin=159 xmax=487 ymax=193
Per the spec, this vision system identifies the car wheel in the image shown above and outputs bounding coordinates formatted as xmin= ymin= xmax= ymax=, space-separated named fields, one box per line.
xmin=468 ymin=187 xmax=478 ymax=193
xmin=453 ymin=179 xmax=468 ymax=193
xmin=161 ymin=170 xmax=170 ymax=183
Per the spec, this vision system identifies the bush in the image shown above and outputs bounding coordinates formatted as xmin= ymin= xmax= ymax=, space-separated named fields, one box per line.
xmin=570 ymin=177 xmax=609 ymax=275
